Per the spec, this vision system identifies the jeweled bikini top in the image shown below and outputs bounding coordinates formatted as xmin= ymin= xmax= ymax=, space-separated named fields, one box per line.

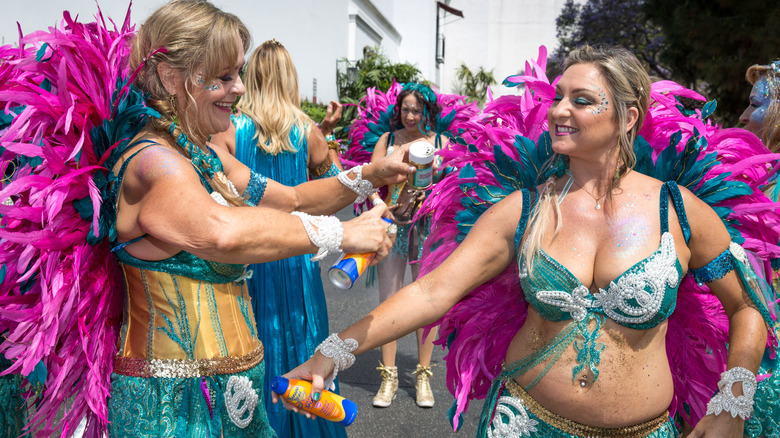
xmin=517 ymin=182 xmax=690 ymax=330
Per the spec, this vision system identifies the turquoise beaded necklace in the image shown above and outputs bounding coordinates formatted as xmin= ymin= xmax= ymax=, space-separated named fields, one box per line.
xmin=167 ymin=122 xmax=226 ymax=181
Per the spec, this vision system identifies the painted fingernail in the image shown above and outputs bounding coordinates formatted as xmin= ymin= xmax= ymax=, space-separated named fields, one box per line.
xmin=312 ymin=392 xmax=321 ymax=401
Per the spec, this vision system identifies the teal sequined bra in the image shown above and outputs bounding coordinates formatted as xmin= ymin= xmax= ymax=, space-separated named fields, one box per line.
xmin=519 ymin=182 xmax=686 ymax=330
xmin=511 ymin=182 xmax=689 ymax=387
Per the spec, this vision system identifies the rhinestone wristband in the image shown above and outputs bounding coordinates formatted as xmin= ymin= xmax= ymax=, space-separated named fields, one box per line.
xmin=338 ymin=165 xmax=376 ymax=204
xmin=291 ymin=212 xmax=343 ymax=261
xmin=315 ymin=333 xmax=358 ymax=391
xmin=705 ymin=366 xmax=757 ymax=420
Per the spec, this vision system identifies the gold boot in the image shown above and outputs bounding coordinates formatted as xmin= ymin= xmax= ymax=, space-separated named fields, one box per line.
xmin=414 ymin=364 xmax=435 ymax=408
xmin=372 ymin=362 xmax=398 ymax=407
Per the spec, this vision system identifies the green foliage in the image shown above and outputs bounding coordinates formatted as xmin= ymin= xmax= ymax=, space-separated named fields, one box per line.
xmin=300 ymin=99 xmax=327 ymax=124
xmin=644 ymin=0 xmax=780 ymax=124
xmin=551 ymin=0 xmax=669 ymax=80
xmin=454 ymin=63 xmax=496 ymax=105
xmin=553 ymin=0 xmax=780 ymax=123
xmin=335 ymin=46 xmax=424 ymax=139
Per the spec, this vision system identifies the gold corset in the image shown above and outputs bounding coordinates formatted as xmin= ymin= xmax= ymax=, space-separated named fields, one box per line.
xmin=116 ymin=264 xmax=259 ymax=362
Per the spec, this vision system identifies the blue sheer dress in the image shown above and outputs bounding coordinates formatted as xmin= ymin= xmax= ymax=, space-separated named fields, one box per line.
xmin=231 ymin=114 xmax=348 ymax=438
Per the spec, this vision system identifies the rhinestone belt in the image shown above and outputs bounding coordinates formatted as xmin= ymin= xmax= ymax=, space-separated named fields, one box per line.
xmin=114 ymin=344 xmax=264 ymax=379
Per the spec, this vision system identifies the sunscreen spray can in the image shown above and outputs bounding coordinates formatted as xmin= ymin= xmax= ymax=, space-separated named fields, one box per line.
xmin=408 ymin=141 xmax=435 ymax=189
xmin=328 ymin=214 xmax=392 ymax=290
xmin=328 ymin=252 xmax=376 ymax=289
xmin=271 ymin=376 xmax=358 ymax=426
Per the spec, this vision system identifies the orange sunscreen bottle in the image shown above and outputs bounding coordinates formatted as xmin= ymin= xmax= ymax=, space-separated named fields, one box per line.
xmin=271 ymin=376 xmax=358 ymax=426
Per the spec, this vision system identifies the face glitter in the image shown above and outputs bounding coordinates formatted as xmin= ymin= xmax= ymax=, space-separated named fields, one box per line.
xmin=750 ymin=78 xmax=771 ymax=127
xmin=590 ymin=88 xmax=609 ymax=115
xmin=197 ymin=72 xmax=220 ymax=91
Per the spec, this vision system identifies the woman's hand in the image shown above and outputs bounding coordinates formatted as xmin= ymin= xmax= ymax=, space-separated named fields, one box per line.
xmin=320 ymin=101 xmax=343 ymax=135
xmin=362 ymin=143 xmax=414 ymax=187
xmin=387 ymin=204 xmax=412 ymax=226
xmin=688 ymin=413 xmax=744 ymax=437
xmin=271 ymin=351 xmax=336 ymax=418
xmin=340 ymin=203 xmax=395 ymax=261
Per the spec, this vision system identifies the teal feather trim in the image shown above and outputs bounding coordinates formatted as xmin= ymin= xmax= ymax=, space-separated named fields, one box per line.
xmin=87 ymin=81 xmax=158 ymax=245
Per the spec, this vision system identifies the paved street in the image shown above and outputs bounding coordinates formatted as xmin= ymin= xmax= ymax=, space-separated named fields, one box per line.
xmin=320 ymin=207 xmax=484 ymax=437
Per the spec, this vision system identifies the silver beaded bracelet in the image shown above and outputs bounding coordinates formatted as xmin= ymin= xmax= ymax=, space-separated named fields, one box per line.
xmin=315 ymin=333 xmax=358 ymax=391
xmin=337 ymin=165 xmax=376 ymax=204
xmin=291 ymin=212 xmax=343 ymax=261
xmin=705 ymin=366 xmax=757 ymax=420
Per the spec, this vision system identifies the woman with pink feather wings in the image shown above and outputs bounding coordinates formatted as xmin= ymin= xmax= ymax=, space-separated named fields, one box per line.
xmin=0 ymin=1 xmax=413 ymax=436
xmin=277 ymin=45 xmax=780 ymax=437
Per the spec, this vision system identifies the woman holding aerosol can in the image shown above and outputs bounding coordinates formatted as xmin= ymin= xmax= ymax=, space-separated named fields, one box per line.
xmin=366 ymin=83 xmax=443 ymax=408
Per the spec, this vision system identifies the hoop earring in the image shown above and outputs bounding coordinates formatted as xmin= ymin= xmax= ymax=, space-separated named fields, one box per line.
xmin=2 ymin=160 xmax=16 ymax=185
xmin=168 ymin=94 xmax=178 ymax=124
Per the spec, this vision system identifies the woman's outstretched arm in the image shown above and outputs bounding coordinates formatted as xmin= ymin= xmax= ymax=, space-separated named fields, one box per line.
xmin=273 ymin=189 xmax=528 ymax=412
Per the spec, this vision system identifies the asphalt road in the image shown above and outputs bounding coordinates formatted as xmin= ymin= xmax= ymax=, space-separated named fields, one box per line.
xmin=320 ymin=207 xmax=484 ymax=438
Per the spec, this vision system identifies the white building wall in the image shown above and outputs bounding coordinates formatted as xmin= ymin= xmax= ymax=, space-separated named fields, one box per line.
xmin=228 ymin=0 xmax=349 ymax=103
xmin=385 ymin=0 xmax=438 ymax=87
xmin=2 ymin=0 xmax=570 ymax=103
xmin=1 ymin=0 xmax=354 ymax=103
xmin=437 ymin=0 xmax=569 ymax=97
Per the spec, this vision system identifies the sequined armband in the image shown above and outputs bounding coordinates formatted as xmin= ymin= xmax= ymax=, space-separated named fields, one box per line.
xmin=690 ymin=246 xmax=735 ymax=285
xmin=243 ymin=170 xmax=267 ymax=207
xmin=312 ymin=161 xmax=340 ymax=180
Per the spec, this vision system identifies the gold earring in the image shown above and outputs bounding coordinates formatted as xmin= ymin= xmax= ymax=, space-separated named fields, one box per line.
xmin=168 ymin=94 xmax=178 ymax=124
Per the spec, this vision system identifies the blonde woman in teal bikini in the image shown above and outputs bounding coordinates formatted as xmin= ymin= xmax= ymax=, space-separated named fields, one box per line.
xmin=277 ymin=46 xmax=779 ymax=437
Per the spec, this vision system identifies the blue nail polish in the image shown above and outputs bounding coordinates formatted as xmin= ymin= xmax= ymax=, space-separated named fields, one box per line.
xmin=312 ymin=392 xmax=321 ymax=401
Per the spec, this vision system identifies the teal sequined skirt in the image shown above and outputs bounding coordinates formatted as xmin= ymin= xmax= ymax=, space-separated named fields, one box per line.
xmin=389 ymin=216 xmax=430 ymax=261
xmin=108 ymin=360 xmax=275 ymax=438
xmin=744 ymin=351 xmax=780 ymax=437
xmin=0 ymin=356 xmax=24 ymax=438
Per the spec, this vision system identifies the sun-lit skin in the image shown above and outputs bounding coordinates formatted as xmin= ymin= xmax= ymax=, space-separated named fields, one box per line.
xmin=609 ymin=216 xmax=652 ymax=257
xmin=134 ymin=145 xmax=181 ymax=179
xmin=603 ymin=194 xmax=653 ymax=257
xmin=739 ymin=76 xmax=771 ymax=138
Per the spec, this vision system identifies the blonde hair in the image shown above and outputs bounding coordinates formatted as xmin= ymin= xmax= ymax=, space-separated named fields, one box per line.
xmin=745 ymin=63 xmax=780 ymax=153
xmin=236 ymin=40 xmax=314 ymax=155
xmin=522 ymin=45 xmax=651 ymax=266
xmin=129 ymin=0 xmax=251 ymax=205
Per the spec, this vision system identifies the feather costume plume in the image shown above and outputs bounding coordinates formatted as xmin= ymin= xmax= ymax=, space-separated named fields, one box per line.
xmin=343 ymin=81 xmax=479 ymax=170
xmin=0 ymin=6 xmax=154 ymax=436
xmin=417 ymin=46 xmax=780 ymax=433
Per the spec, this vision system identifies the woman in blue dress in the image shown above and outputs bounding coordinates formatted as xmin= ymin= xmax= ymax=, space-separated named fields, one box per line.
xmin=211 ymin=39 xmax=348 ymax=438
